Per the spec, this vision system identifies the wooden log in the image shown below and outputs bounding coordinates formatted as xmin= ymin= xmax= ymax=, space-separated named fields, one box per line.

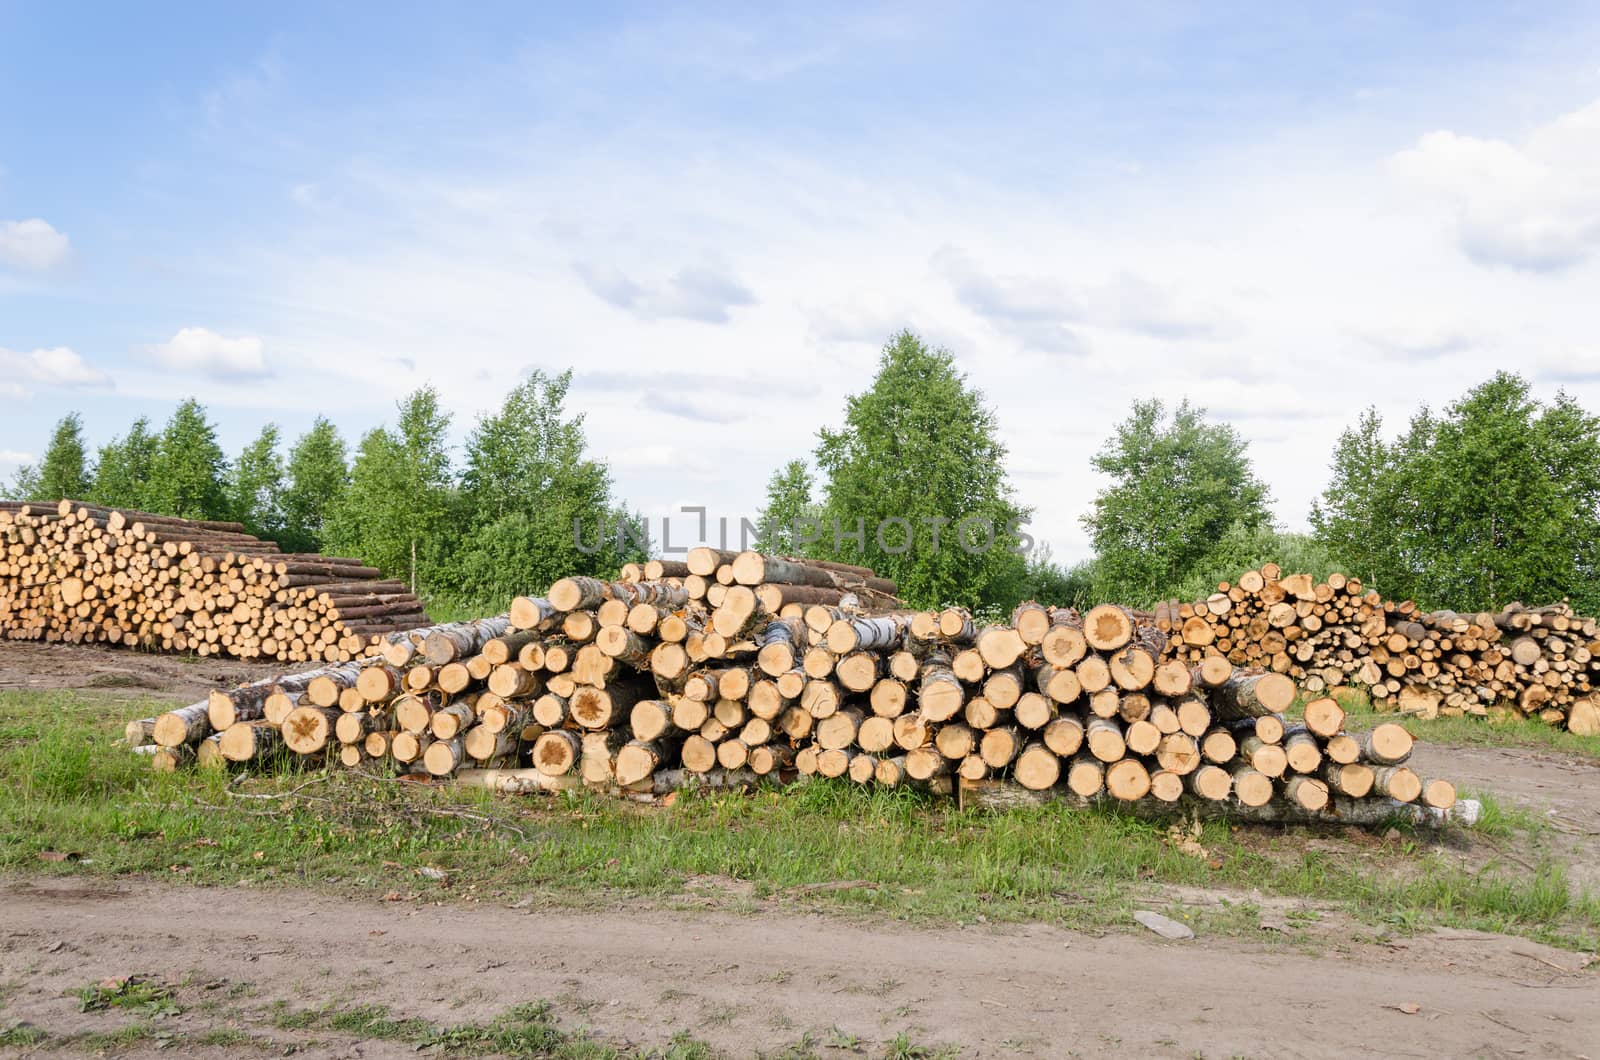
xmin=219 ymin=720 xmax=282 ymax=762
xmin=1212 ymin=672 xmax=1296 ymax=719
xmin=1358 ymin=723 xmax=1414 ymax=765
xmin=1084 ymin=604 xmax=1135 ymax=651
xmin=281 ymin=705 xmax=340 ymax=754
xmin=423 ymin=737 xmax=467 ymax=777
xmin=976 ymin=625 xmax=1026 ymax=669
xmin=1371 ymin=765 xmax=1422 ymax=803
xmin=1323 ymin=762 xmax=1375 ymax=797
xmin=1302 ymin=696 xmax=1346 ymax=738
xmin=532 ymin=729 xmax=583 ymax=776
xmin=152 ymin=701 xmax=212 ymax=747
xmin=1043 ymin=715 xmax=1084 ymax=757
xmin=1013 ymin=742 xmax=1060 ymax=790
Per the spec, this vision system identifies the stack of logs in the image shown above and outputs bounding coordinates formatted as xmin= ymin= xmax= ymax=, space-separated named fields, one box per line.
xmin=1157 ymin=564 xmax=1600 ymax=734
xmin=135 ymin=549 xmax=1460 ymax=824
xmin=0 ymin=500 xmax=429 ymax=663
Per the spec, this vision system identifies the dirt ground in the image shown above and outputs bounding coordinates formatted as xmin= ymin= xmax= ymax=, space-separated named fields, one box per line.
xmin=0 ymin=641 xmax=289 ymax=703
xmin=3 ymin=642 xmax=1599 ymax=1057
xmin=2 ymin=875 xmax=1597 ymax=1058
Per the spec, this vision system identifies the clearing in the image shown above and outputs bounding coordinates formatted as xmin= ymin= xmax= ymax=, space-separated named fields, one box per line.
xmin=1 ymin=642 xmax=1598 ymax=1058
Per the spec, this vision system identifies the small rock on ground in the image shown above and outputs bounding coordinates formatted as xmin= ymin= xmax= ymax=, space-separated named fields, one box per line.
xmin=1134 ymin=910 xmax=1195 ymax=940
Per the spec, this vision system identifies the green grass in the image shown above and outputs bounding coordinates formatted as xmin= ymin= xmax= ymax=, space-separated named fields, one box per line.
xmin=74 ymin=976 xmax=180 ymax=1017
xmin=270 ymin=1000 xmax=714 ymax=1058
xmin=4 ymin=689 xmax=1599 ymax=951
xmin=0 ymin=1022 xmax=48 ymax=1048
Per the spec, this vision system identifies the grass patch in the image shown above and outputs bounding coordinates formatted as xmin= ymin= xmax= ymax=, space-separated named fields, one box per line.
xmin=195 ymin=1028 xmax=266 ymax=1047
xmin=883 ymin=1033 xmax=960 ymax=1060
xmin=4 ymin=689 xmax=1599 ymax=951
xmin=268 ymin=1000 xmax=712 ymax=1058
xmin=0 ymin=1022 xmax=48 ymax=1048
xmin=74 ymin=976 xmax=180 ymax=1018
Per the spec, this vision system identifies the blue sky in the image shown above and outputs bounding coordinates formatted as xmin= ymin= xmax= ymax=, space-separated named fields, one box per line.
xmin=4 ymin=2 xmax=1600 ymax=560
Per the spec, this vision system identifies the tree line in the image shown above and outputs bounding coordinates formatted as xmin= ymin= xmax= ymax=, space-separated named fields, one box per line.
xmin=754 ymin=334 xmax=1600 ymax=615
xmin=5 ymin=370 xmax=643 ymax=614
xmin=10 ymin=332 xmax=1600 ymax=616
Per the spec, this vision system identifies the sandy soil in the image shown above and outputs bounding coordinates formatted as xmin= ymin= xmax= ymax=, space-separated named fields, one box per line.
xmin=1 ymin=875 xmax=1596 ymax=1059
xmin=0 ymin=641 xmax=287 ymax=704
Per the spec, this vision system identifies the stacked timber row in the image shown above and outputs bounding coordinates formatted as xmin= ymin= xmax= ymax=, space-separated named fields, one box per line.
xmin=1157 ymin=564 xmax=1600 ymax=734
xmin=0 ymin=500 xmax=428 ymax=663
xmin=138 ymin=551 xmax=1461 ymax=824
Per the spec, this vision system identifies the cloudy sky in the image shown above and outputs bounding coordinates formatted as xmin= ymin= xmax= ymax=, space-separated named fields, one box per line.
xmin=3 ymin=2 xmax=1599 ymax=562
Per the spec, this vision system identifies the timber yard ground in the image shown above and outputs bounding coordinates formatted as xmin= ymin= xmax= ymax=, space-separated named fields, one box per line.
xmin=1 ymin=642 xmax=1598 ymax=1058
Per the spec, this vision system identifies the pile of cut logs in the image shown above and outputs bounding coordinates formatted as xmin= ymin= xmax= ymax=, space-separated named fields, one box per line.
xmin=1157 ymin=564 xmax=1600 ymax=734
xmin=1 ymin=500 xmax=428 ymax=663
xmin=135 ymin=550 xmax=1460 ymax=825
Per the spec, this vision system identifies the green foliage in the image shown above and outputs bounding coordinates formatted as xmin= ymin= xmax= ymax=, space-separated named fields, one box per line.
xmin=6 ymin=413 xmax=92 ymax=501
xmin=2 ymin=463 xmax=41 ymax=502
xmin=754 ymin=458 xmax=818 ymax=554
xmin=225 ymin=424 xmax=286 ymax=538
xmin=280 ymin=417 xmax=349 ymax=554
xmin=75 ymin=977 xmax=179 ymax=1018
xmin=814 ymin=331 xmax=1030 ymax=609
xmin=9 ymin=373 xmax=637 ymax=608
xmin=1013 ymin=544 xmax=1082 ymax=608
xmin=1308 ymin=407 xmax=1399 ymax=586
xmin=146 ymin=399 xmax=230 ymax=519
xmin=89 ymin=417 xmax=158 ymax=509
xmin=1312 ymin=374 xmax=1600 ymax=611
xmin=326 ymin=387 xmax=457 ymax=590
xmin=448 ymin=370 xmax=643 ymax=605
xmin=35 ymin=413 xmax=91 ymax=501
xmin=1083 ymin=398 xmax=1271 ymax=606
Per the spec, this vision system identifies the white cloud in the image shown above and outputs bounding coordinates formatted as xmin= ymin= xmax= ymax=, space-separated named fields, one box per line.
xmin=1391 ymin=99 xmax=1600 ymax=271
xmin=573 ymin=261 xmax=755 ymax=323
xmin=1355 ymin=319 xmax=1483 ymax=360
xmin=1530 ymin=349 xmax=1600 ymax=385
xmin=0 ymin=219 xmax=71 ymax=270
xmin=144 ymin=327 xmax=269 ymax=378
xmin=0 ymin=346 xmax=111 ymax=389
xmin=0 ymin=449 xmax=33 ymax=465
xmin=931 ymin=247 xmax=1225 ymax=353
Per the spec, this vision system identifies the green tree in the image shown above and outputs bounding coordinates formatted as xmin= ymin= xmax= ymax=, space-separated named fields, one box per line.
xmin=754 ymin=459 xmax=818 ymax=554
xmin=452 ymin=369 xmax=643 ymax=603
xmin=33 ymin=413 xmax=92 ymax=501
xmin=279 ymin=418 xmax=348 ymax=554
xmin=3 ymin=464 xmax=42 ymax=501
xmin=1083 ymin=398 xmax=1271 ymax=606
xmin=145 ymin=400 xmax=230 ymax=519
xmin=1014 ymin=543 xmax=1082 ymax=608
xmin=325 ymin=388 xmax=456 ymax=590
xmin=1309 ymin=407 xmax=1403 ymax=587
xmin=226 ymin=424 xmax=286 ymax=538
xmin=1398 ymin=373 xmax=1600 ymax=610
xmin=90 ymin=417 xmax=158 ymax=509
xmin=1312 ymin=374 xmax=1600 ymax=611
xmin=813 ymin=331 xmax=1030 ymax=609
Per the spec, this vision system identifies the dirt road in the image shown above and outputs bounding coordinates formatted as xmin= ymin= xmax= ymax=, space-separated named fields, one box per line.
xmin=2 ymin=875 xmax=1596 ymax=1058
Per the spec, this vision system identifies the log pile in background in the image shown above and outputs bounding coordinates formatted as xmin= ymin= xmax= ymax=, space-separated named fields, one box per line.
xmin=1 ymin=500 xmax=429 ymax=663
xmin=1157 ymin=564 xmax=1600 ymax=734
xmin=138 ymin=549 xmax=1464 ymax=826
